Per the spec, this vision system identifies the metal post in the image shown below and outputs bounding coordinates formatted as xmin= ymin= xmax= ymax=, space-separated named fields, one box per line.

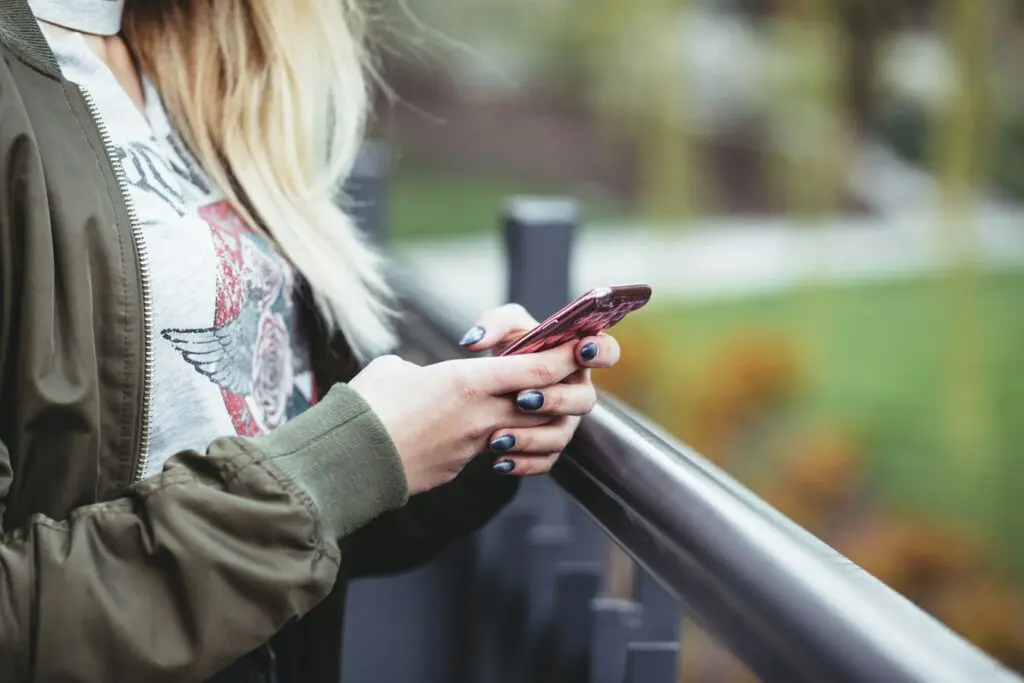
xmin=503 ymin=196 xmax=578 ymax=319
xmin=551 ymin=564 xmax=603 ymax=683
xmin=590 ymin=599 xmax=645 ymax=683
xmin=625 ymin=642 xmax=679 ymax=683
xmin=523 ymin=524 xmax=575 ymax=681
xmin=636 ymin=570 xmax=681 ymax=642
xmin=470 ymin=511 xmax=535 ymax=683
xmin=501 ymin=195 xmax=580 ymax=528
xmin=343 ymin=140 xmax=392 ymax=245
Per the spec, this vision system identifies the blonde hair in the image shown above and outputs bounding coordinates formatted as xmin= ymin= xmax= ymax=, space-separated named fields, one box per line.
xmin=124 ymin=0 xmax=395 ymax=360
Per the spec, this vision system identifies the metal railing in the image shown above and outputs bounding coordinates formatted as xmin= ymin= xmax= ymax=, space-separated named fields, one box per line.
xmin=341 ymin=144 xmax=1023 ymax=683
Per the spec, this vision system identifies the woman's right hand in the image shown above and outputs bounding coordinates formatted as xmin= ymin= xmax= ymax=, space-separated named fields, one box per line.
xmin=348 ymin=345 xmax=580 ymax=495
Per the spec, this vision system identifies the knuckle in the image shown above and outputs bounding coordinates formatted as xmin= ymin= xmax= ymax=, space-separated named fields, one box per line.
xmin=507 ymin=430 xmax=528 ymax=452
xmin=457 ymin=380 xmax=478 ymax=403
xmin=466 ymin=416 xmax=490 ymax=441
xmin=542 ymin=388 xmax=562 ymax=412
xmin=504 ymin=302 xmax=530 ymax=319
xmin=365 ymin=354 xmax=403 ymax=376
xmin=531 ymin=362 xmax=558 ymax=387
xmin=451 ymin=365 xmax=480 ymax=401
xmin=583 ymin=387 xmax=598 ymax=413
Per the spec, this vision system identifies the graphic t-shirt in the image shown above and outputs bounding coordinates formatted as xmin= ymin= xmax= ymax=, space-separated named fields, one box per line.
xmin=45 ymin=32 xmax=319 ymax=479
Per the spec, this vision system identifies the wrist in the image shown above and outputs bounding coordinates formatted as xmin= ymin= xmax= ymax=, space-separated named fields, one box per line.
xmin=252 ymin=383 xmax=409 ymax=539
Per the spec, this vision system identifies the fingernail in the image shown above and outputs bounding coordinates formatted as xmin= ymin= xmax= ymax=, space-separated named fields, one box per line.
xmin=459 ymin=326 xmax=486 ymax=347
xmin=516 ymin=391 xmax=545 ymax=411
xmin=580 ymin=342 xmax=599 ymax=361
xmin=493 ymin=459 xmax=516 ymax=474
xmin=489 ymin=434 xmax=516 ymax=452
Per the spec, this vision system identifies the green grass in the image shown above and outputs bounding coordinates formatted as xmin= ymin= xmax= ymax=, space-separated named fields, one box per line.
xmin=388 ymin=159 xmax=624 ymax=241
xmin=622 ymin=268 xmax=1024 ymax=569
xmin=387 ymin=160 xmax=1023 ymax=571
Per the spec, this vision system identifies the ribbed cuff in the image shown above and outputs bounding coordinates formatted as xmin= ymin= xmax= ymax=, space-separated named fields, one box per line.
xmin=250 ymin=383 xmax=409 ymax=540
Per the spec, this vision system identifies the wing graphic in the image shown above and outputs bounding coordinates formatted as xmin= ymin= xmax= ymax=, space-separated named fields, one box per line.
xmin=161 ymin=298 xmax=261 ymax=395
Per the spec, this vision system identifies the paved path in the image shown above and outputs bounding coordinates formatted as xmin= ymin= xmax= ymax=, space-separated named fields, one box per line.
xmin=396 ymin=208 xmax=1024 ymax=313
xmin=396 ymin=142 xmax=1024 ymax=312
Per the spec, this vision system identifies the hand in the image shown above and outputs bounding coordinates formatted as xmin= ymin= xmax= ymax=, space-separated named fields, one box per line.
xmin=349 ymin=343 xmax=583 ymax=495
xmin=458 ymin=303 xmax=621 ymax=476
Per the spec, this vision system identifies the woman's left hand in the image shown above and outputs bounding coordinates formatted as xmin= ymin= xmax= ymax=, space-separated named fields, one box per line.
xmin=457 ymin=303 xmax=621 ymax=476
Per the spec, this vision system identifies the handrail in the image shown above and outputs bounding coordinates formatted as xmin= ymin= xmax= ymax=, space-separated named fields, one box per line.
xmin=392 ymin=271 xmax=1022 ymax=683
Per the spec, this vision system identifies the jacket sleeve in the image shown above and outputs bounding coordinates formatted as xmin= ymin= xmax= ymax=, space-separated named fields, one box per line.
xmin=0 ymin=384 xmax=409 ymax=683
xmin=303 ymin=300 xmax=521 ymax=577
xmin=344 ymin=454 xmax=519 ymax=577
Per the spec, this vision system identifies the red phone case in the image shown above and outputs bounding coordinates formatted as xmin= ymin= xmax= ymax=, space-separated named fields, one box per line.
xmin=497 ymin=284 xmax=652 ymax=356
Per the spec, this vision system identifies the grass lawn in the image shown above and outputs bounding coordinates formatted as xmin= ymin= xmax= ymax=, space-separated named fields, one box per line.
xmin=387 ymin=158 xmax=624 ymax=241
xmin=615 ymin=268 xmax=1024 ymax=570
xmin=387 ymin=160 xmax=1023 ymax=573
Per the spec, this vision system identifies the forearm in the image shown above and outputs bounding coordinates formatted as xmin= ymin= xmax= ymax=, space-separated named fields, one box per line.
xmin=0 ymin=444 xmax=334 ymax=682
xmin=0 ymin=384 xmax=408 ymax=683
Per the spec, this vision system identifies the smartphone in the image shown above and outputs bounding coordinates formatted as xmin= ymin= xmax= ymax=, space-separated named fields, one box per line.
xmin=497 ymin=284 xmax=652 ymax=357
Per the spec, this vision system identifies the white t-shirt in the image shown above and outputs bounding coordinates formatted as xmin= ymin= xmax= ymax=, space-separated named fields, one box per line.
xmin=44 ymin=31 xmax=319 ymax=479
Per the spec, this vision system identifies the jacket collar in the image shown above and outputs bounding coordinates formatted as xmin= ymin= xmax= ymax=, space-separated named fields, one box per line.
xmin=0 ymin=0 xmax=62 ymax=78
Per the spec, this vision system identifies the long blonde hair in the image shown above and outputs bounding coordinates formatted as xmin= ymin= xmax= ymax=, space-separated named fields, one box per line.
xmin=124 ymin=0 xmax=395 ymax=360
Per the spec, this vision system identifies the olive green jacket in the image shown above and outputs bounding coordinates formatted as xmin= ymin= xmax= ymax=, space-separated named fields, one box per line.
xmin=0 ymin=3 xmax=516 ymax=682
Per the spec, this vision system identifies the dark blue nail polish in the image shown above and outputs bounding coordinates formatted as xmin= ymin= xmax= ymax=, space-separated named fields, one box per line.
xmin=459 ymin=326 xmax=486 ymax=346
xmin=489 ymin=434 xmax=516 ymax=452
xmin=516 ymin=391 xmax=545 ymax=411
xmin=493 ymin=459 xmax=516 ymax=474
xmin=580 ymin=342 xmax=599 ymax=361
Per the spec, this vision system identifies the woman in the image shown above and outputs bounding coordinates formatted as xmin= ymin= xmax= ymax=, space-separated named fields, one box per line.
xmin=0 ymin=1 xmax=621 ymax=682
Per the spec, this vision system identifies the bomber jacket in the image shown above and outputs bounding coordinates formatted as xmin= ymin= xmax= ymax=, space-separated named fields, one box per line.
xmin=0 ymin=2 xmax=517 ymax=682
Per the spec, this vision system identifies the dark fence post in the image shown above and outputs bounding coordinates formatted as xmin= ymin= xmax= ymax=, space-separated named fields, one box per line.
xmin=590 ymin=599 xmax=645 ymax=683
xmin=504 ymin=197 xmax=600 ymax=682
xmin=636 ymin=569 xmax=681 ymax=643
xmin=471 ymin=197 xmax=587 ymax=683
xmin=503 ymin=196 xmax=578 ymax=319
xmin=500 ymin=196 xmax=584 ymax=532
xmin=344 ymin=140 xmax=392 ymax=244
xmin=625 ymin=643 xmax=680 ymax=683
xmin=552 ymin=563 xmax=604 ymax=683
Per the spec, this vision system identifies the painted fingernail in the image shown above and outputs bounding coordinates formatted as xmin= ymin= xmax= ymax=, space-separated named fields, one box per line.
xmin=516 ymin=391 xmax=545 ymax=411
xmin=580 ymin=342 xmax=599 ymax=361
xmin=459 ymin=326 xmax=486 ymax=346
xmin=489 ymin=434 xmax=516 ymax=452
xmin=493 ymin=459 xmax=516 ymax=474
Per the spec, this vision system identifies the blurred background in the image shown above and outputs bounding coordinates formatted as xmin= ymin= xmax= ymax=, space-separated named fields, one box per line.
xmin=365 ymin=0 xmax=1023 ymax=678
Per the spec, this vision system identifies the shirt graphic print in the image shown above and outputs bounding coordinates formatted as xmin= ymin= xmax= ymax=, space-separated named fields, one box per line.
xmin=161 ymin=201 xmax=315 ymax=436
xmin=41 ymin=29 xmax=319 ymax=480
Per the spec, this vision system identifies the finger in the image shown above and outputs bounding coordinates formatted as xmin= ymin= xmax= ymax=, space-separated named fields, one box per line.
xmin=486 ymin=416 xmax=579 ymax=457
xmin=491 ymin=452 xmax=561 ymax=476
xmin=576 ymin=333 xmax=621 ymax=369
xmin=514 ymin=383 xmax=597 ymax=417
xmin=487 ymin=398 xmax=554 ymax=429
xmin=564 ymin=367 xmax=591 ymax=385
xmin=458 ymin=303 xmax=538 ymax=350
xmin=468 ymin=342 xmax=579 ymax=395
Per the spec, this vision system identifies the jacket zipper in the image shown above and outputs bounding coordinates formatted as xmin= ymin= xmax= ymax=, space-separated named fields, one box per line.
xmin=81 ymin=89 xmax=155 ymax=483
